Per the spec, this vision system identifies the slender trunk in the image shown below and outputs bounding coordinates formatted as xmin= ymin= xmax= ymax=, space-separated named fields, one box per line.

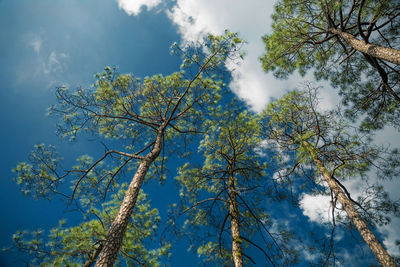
xmin=83 ymin=244 xmax=103 ymax=267
xmin=95 ymin=131 xmax=163 ymax=266
xmin=228 ymin=172 xmax=243 ymax=267
xmin=303 ymin=142 xmax=397 ymax=267
xmin=330 ymin=28 xmax=400 ymax=65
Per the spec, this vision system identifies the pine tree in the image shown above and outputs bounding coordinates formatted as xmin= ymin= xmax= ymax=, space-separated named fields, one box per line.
xmin=174 ymin=103 xmax=297 ymax=266
xmin=13 ymin=32 xmax=246 ymax=266
xmin=262 ymin=85 xmax=400 ymax=266
xmin=261 ymin=0 xmax=400 ymax=131
xmin=9 ymin=182 xmax=170 ymax=266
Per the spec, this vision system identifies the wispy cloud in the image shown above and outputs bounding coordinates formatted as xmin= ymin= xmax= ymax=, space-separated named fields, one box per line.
xmin=42 ymin=51 xmax=69 ymax=74
xmin=25 ymin=31 xmax=45 ymax=55
xmin=24 ymin=32 xmax=68 ymax=75
xmin=117 ymin=0 xmax=162 ymax=16
xmin=28 ymin=37 xmax=43 ymax=54
xmin=18 ymin=31 xmax=69 ymax=87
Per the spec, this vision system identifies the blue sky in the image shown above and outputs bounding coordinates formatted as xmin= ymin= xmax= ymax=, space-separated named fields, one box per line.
xmin=0 ymin=0 xmax=399 ymax=266
xmin=0 ymin=0 xmax=181 ymax=265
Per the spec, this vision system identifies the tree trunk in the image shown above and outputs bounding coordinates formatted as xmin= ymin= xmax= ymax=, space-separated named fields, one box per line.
xmin=330 ymin=28 xmax=400 ymax=65
xmin=304 ymin=142 xmax=397 ymax=267
xmin=83 ymin=244 xmax=103 ymax=267
xmin=228 ymin=172 xmax=243 ymax=267
xmin=95 ymin=131 xmax=163 ymax=266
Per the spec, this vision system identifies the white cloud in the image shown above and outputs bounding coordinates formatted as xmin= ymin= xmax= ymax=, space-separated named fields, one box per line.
xmin=377 ymin=175 xmax=400 ymax=257
xmin=28 ymin=37 xmax=43 ymax=54
xmin=118 ymin=0 xmax=162 ymax=16
xmin=18 ymin=31 xmax=69 ymax=86
xmin=25 ymin=31 xmax=45 ymax=55
xmin=165 ymin=0 xmax=336 ymax=112
xmin=23 ymin=31 xmax=68 ymax=75
xmin=300 ymin=178 xmax=368 ymax=225
xmin=379 ymin=217 xmax=400 ymax=256
xmin=300 ymin=176 xmax=400 ymax=258
xmin=303 ymin=249 xmax=320 ymax=261
xmin=300 ymin=194 xmax=333 ymax=223
xmin=117 ymin=0 xmax=400 ymax=257
xmin=42 ymin=51 xmax=69 ymax=74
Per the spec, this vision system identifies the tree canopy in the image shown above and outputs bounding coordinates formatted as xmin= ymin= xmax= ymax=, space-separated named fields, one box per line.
xmin=261 ymin=85 xmax=400 ymax=266
xmin=6 ymin=3 xmax=400 ymax=265
xmin=12 ymin=32 xmax=247 ymax=266
xmin=9 ymin=183 xmax=170 ymax=266
xmin=173 ymin=104 xmax=297 ymax=266
xmin=261 ymin=0 xmax=400 ymax=131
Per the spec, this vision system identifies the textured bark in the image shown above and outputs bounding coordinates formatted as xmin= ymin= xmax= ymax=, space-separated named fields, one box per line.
xmin=303 ymin=142 xmax=397 ymax=267
xmin=331 ymin=28 xmax=400 ymax=65
xmin=228 ymin=172 xmax=243 ymax=267
xmin=95 ymin=131 xmax=163 ymax=267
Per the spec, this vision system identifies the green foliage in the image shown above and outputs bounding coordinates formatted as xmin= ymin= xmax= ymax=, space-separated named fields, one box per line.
xmin=12 ymin=31 xmax=247 ymax=265
xmin=262 ymin=85 xmax=400 ymax=227
xmin=11 ymin=184 xmax=170 ymax=266
xmin=174 ymin=103 xmax=297 ymax=265
xmin=261 ymin=0 xmax=400 ymax=131
xmin=48 ymin=31 xmax=245 ymax=146
xmin=13 ymin=144 xmax=62 ymax=199
xmin=15 ymin=31 xmax=246 ymax=200
xmin=196 ymin=241 xmax=233 ymax=266
xmin=51 ymin=69 xmax=222 ymax=144
xmin=177 ymin=107 xmax=266 ymax=207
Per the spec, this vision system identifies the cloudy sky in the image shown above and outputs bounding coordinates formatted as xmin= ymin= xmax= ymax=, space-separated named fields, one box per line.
xmin=0 ymin=0 xmax=398 ymax=266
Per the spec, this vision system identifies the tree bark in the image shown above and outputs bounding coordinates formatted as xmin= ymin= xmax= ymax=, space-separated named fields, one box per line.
xmin=330 ymin=28 xmax=400 ymax=65
xmin=228 ymin=172 xmax=243 ymax=267
xmin=94 ymin=131 xmax=163 ymax=266
xmin=303 ymin=142 xmax=397 ymax=267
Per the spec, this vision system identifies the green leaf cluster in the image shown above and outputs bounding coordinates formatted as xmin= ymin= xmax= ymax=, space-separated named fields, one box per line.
xmin=13 ymin=144 xmax=62 ymax=199
xmin=11 ymin=184 xmax=170 ymax=266
xmin=261 ymin=0 xmax=400 ymax=131
xmin=262 ymin=86 xmax=400 ymax=227
xmin=174 ymin=104 xmax=297 ymax=265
